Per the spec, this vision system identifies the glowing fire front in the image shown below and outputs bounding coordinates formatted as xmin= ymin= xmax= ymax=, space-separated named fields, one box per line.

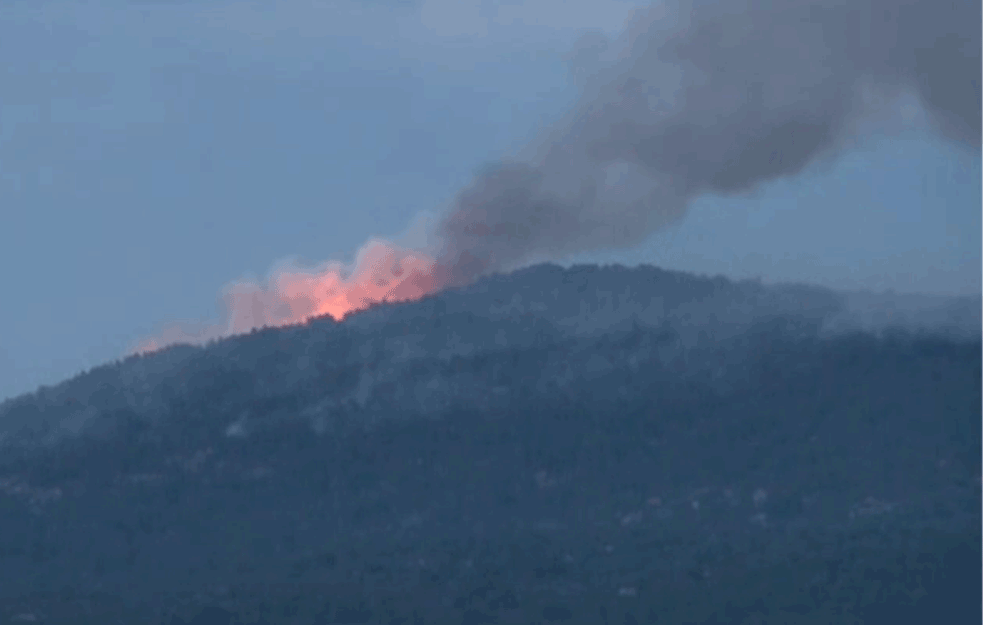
xmin=224 ymin=240 xmax=442 ymax=331
xmin=134 ymin=239 xmax=448 ymax=354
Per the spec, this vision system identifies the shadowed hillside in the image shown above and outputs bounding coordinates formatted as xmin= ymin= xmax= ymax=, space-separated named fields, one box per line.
xmin=0 ymin=264 xmax=979 ymax=624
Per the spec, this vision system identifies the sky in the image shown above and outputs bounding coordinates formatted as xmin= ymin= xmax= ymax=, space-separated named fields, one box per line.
xmin=1 ymin=0 xmax=980 ymax=402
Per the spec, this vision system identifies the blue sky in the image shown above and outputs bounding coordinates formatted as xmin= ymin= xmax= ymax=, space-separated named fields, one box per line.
xmin=1 ymin=0 xmax=979 ymax=401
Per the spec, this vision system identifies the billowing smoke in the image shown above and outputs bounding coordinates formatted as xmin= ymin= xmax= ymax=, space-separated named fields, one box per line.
xmin=435 ymin=0 xmax=981 ymax=282
xmin=137 ymin=0 xmax=980 ymax=352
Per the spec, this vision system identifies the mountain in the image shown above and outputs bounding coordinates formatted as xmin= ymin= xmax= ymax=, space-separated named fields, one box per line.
xmin=0 ymin=263 xmax=979 ymax=624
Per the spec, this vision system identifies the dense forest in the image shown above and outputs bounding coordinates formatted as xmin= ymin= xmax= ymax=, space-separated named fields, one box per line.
xmin=0 ymin=264 xmax=979 ymax=623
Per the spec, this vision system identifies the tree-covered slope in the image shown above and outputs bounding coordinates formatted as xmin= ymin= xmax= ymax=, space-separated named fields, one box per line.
xmin=0 ymin=264 xmax=978 ymax=624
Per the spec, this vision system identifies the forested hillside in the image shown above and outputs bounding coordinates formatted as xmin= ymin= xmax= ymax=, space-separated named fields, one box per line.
xmin=0 ymin=264 xmax=979 ymax=624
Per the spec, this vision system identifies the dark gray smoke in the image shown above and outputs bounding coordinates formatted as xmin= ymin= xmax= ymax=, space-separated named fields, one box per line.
xmin=435 ymin=0 xmax=981 ymax=284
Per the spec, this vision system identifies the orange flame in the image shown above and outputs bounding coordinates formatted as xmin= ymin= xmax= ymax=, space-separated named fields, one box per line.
xmin=133 ymin=238 xmax=448 ymax=355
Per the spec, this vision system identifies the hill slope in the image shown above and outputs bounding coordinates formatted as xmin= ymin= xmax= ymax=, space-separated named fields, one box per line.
xmin=0 ymin=264 xmax=979 ymax=624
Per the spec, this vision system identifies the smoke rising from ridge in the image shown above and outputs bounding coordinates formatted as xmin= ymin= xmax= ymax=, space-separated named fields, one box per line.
xmin=434 ymin=0 xmax=981 ymax=281
xmin=136 ymin=0 xmax=979 ymax=352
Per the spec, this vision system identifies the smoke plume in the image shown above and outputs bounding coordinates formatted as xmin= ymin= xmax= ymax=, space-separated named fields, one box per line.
xmin=435 ymin=0 xmax=981 ymax=282
xmin=137 ymin=0 xmax=980 ymax=352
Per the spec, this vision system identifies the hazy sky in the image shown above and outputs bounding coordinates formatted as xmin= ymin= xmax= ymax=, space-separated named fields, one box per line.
xmin=1 ymin=0 xmax=980 ymax=402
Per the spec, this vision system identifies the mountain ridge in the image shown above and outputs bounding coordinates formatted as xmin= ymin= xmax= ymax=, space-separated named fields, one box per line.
xmin=1 ymin=263 xmax=978 ymax=451
xmin=0 ymin=262 xmax=978 ymax=623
